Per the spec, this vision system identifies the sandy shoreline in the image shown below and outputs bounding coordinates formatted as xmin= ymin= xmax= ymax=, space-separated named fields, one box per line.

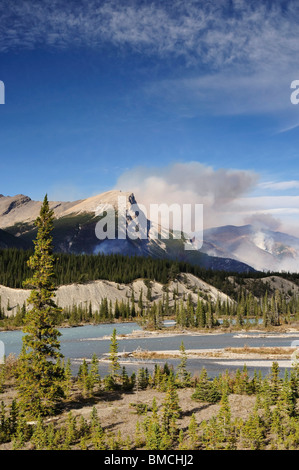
xmin=78 ymin=328 xmax=299 ymax=367
xmin=82 ymin=327 xmax=299 ymax=342
xmin=93 ymin=343 xmax=299 ymax=370
xmin=130 ymin=346 xmax=297 ymax=359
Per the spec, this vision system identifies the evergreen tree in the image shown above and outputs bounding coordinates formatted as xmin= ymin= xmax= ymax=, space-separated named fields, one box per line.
xmin=269 ymin=362 xmax=282 ymax=404
xmin=63 ymin=358 xmax=73 ymax=399
xmin=144 ymin=398 xmax=162 ymax=450
xmin=241 ymin=411 xmax=265 ymax=450
xmin=280 ymin=372 xmax=297 ymax=418
xmin=162 ymin=375 xmax=181 ymax=434
xmin=187 ymin=413 xmax=198 ymax=450
xmin=196 ymin=300 xmax=206 ymax=328
xmin=31 ymin=416 xmax=47 ymax=450
xmin=216 ymin=391 xmax=235 ymax=448
xmin=109 ymin=328 xmax=120 ymax=378
xmin=78 ymin=359 xmax=90 ymax=396
xmin=16 ymin=195 xmax=65 ymax=418
xmin=192 ymin=367 xmax=221 ymax=403
xmin=104 ymin=328 xmax=120 ymax=390
xmin=176 ymin=341 xmax=191 ymax=387
xmin=88 ymin=353 xmax=101 ymax=393
xmin=121 ymin=366 xmax=131 ymax=391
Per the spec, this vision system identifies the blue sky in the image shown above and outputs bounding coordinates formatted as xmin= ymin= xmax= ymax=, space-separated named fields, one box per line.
xmin=1 ymin=0 xmax=299 ymax=233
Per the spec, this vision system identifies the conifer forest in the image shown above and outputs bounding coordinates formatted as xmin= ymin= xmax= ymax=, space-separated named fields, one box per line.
xmin=2 ymin=198 xmax=299 ymax=452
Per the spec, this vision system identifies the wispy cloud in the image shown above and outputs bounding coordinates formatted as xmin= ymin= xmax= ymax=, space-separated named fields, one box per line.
xmin=259 ymin=180 xmax=299 ymax=191
xmin=1 ymin=1 xmax=299 ymax=119
xmin=144 ymin=69 xmax=294 ymax=117
xmin=277 ymin=122 xmax=299 ymax=134
xmin=1 ymin=0 xmax=299 ymax=68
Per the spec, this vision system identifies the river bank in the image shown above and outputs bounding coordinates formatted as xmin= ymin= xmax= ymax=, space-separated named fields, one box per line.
xmin=2 ymin=321 xmax=299 ymax=378
xmin=109 ymin=325 xmax=299 ymax=341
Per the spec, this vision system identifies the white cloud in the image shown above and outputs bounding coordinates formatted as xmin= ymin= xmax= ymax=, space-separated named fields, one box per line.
xmin=259 ymin=180 xmax=299 ymax=191
xmin=144 ymin=69 xmax=295 ymax=117
xmin=1 ymin=0 xmax=298 ymax=70
xmin=2 ymin=1 xmax=299 ymax=117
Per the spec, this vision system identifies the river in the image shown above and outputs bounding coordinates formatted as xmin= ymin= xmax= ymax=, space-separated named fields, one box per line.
xmin=1 ymin=322 xmax=299 ymax=378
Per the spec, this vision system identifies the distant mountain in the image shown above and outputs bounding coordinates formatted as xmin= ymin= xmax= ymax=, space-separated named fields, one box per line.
xmin=0 ymin=192 xmax=254 ymax=273
xmin=199 ymin=224 xmax=299 ymax=272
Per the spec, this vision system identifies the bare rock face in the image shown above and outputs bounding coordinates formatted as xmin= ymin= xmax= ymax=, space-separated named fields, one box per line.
xmin=128 ymin=193 xmax=137 ymax=205
xmin=0 ymin=190 xmax=134 ymax=229
xmin=1 ymin=194 xmax=32 ymax=215
xmin=0 ymin=194 xmax=42 ymax=228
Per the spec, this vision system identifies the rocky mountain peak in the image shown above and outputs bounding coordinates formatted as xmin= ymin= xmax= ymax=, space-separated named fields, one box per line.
xmin=128 ymin=193 xmax=137 ymax=205
xmin=0 ymin=194 xmax=32 ymax=216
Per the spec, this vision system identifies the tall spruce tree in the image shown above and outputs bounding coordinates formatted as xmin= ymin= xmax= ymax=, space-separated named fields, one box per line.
xmin=176 ymin=341 xmax=191 ymax=387
xmin=16 ymin=195 xmax=65 ymax=418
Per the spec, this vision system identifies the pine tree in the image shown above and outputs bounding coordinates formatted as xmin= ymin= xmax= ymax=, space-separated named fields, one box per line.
xmin=162 ymin=375 xmax=181 ymax=434
xmin=78 ymin=359 xmax=90 ymax=396
xmin=109 ymin=328 xmax=120 ymax=378
xmin=187 ymin=413 xmax=198 ymax=449
xmin=135 ymin=420 xmax=145 ymax=448
xmin=64 ymin=358 xmax=73 ymax=398
xmin=88 ymin=353 xmax=101 ymax=393
xmin=196 ymin=300 xmax=206 ymax=328
xmin=280 ymin=372 xmax=297 ymax=418
xmin=192 ymin=367 xmax=221 ymax=403
xmin=16 ymin=195 xmax=65 ymax=418
xmin=176 ymin=341 xmax=191 ymax=387
xmin=90 ymin=406 xmax=106 ymax=450
xmin=31 ymin=416 xmax=47 ymax=450
xmin=137 ymin=367 xmax=149 ymax=390
xmin=138 ymin=288 xmax=143 ymax=313
xmin=144 ymin=411 xmax=162 ymax=449
xmin=104 ymin=328 xmax=120 ymax=390
xmin=241 ymin=411 xmax=265 ymax=450
xmin=269 ymin=362 xmax=282 ymax=404
xmin=217 ymin=391 xmax=235 ymax=448
xmin=121 ymin=366 xmax=131 ymax=391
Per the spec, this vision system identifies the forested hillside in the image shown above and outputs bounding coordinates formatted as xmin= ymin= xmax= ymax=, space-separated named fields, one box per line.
xmin=1 ymin=247 xmax=299 ymax=295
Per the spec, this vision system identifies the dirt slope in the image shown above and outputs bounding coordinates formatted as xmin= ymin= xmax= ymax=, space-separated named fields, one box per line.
xmin=0 ymin=273 xmax=232 ymax=317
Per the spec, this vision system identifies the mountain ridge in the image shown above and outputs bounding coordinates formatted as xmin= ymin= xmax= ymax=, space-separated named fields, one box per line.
xmin=0 ymin=191 xmax=255 ymax=273
xmin=0 ymin=190 xmax=133 ymax=228
xmin=200 ymin=223 xmax=299 ymax=272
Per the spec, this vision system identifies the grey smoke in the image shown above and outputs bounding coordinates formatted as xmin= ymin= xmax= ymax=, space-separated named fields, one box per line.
xmin=115 ymin=161 xmax=259 ymax=229
xmin=243 ymin=213 xmax=282 ymax=232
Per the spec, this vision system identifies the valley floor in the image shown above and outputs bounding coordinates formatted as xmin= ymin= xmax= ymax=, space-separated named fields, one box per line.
xmin=0 ymin=384 xmax=257 ymax=450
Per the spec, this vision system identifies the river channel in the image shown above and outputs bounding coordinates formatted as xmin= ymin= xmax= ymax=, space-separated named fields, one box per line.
xmin=1 ymin=322 xmax=299 ymax=378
